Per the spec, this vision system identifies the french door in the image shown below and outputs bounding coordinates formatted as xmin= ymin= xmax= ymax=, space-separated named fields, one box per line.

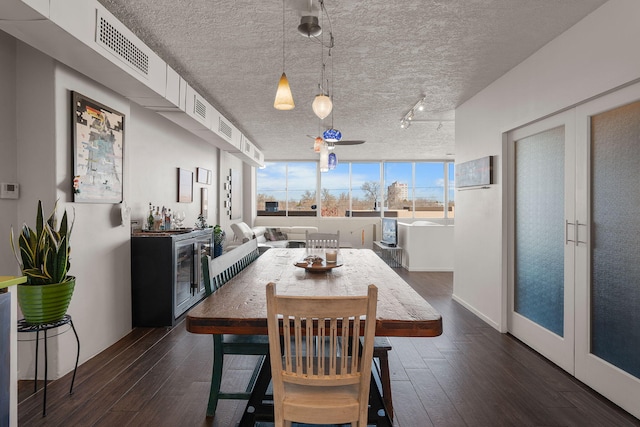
xmin=508 ymin=83 xmax=640 ymax=418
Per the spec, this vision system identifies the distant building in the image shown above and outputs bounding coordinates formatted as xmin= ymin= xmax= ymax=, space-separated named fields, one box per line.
xmin=388 ymin=181 xmax=408 ymax=203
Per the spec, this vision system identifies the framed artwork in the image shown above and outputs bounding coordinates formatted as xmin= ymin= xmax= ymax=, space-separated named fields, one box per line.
xmin=201 ymin=188 xmax=209 ymax=218
xmin=455 ymin=156 xmax=494 ymax=188
xmin=196 ymin=167 xmax=211 ymax=184
xmin=177 ymin=168 xmax=193 ymax=202
xmin=72 ymin=91 xmax=125 ymax=203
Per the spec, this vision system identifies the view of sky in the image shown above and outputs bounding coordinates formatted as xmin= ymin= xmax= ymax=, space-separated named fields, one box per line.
xmin=257 ymin=161 xmax=455 ymax=203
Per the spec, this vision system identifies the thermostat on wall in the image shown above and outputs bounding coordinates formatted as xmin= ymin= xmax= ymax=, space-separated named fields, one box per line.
xmin=0 ymin=182 xmax=19 ymax=199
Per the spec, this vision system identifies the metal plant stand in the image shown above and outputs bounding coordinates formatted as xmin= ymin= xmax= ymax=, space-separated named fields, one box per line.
xmin=17 ymin=315 xmax=80 ymax=417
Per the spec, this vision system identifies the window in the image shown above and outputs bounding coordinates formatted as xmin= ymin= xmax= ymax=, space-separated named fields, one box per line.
xmin=448 ymin=162 xmax=455 ymax=218
xmin=257 ymin=161 xmax=454 ymax=219
xmin=256 ymin=162 xmax=316 ymax=216
xmin=383 ymin=162 xmax=412 ymax=218
xmin=349 ymin=163 xmax=381 ymax=217
xmin=414 ymin=162 xmax=447 ymax=219
xmin=320 ymin=162 xmax=349 ymax=217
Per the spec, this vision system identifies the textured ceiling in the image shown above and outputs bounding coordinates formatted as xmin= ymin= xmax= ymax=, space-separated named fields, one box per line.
xmin=97 ymin=0 xmax=606 ymax=162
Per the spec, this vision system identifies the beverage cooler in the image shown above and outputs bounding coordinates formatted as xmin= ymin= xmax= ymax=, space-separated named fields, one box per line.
xmin=131 ymin=229 xmax=213 ymax=327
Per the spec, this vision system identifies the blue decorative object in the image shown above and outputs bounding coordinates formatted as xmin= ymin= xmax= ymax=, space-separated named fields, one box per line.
xmin=328 ymin=152 xmax=337 ymax=170
xmin=322 ymin=128 xmax=342 ymax=142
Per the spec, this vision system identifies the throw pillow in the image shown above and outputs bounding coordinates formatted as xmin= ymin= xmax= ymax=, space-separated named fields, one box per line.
xmin=265 ymin=228 xmax=279 ymax=241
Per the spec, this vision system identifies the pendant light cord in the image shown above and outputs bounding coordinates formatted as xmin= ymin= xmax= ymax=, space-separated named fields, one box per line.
xmin=282 ymin=0 xmax=285 ymax=74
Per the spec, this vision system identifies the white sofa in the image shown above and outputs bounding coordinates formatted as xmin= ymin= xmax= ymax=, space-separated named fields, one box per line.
xmin=229 ymin=222 xmax=318 ymax=252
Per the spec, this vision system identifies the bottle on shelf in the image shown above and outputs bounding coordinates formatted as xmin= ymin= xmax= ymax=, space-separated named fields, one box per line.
xmin=147 ymin=203 xmax=154 ymax=231
xmin=153 ymin=206 xmax=163 ymax=231
xmin=165 ymin=208 xmax=172 ymax=230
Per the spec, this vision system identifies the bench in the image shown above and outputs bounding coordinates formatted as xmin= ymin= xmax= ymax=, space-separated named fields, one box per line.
xmin=373 ymin=336 xmax=394 ymax=421
xmin=201 ymin=239 xmax=270 ymax=418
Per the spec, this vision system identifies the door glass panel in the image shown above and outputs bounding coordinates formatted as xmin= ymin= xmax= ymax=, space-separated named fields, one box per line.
xmin=514 ymin=126 xmax=565 ymax=336
xmin=591 ymin=101 xmax=640 ymax=379
xmin=174 ymin=241 xmax=193 ymax=316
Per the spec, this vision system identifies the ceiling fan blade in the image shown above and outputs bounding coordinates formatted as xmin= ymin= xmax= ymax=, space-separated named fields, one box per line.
xmin=335 ymin=140 xmax=366 ymax=145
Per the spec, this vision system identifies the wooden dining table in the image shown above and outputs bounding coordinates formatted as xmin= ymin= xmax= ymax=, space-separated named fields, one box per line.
xmin=186 ymin=247 xmax=443 ymax=426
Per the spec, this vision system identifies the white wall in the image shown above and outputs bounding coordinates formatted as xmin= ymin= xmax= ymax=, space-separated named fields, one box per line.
xmin=5 ymin=38 xmax=225 ymax=381
xmin=454 ymin=0 xmax=640 ymax=331
xmin=0 ymin=32 xmax=18 ymax=276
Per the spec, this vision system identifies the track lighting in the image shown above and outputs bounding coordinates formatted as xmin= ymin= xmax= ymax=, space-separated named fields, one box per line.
xmin=399 ymin=95 xmax=426 ymax=128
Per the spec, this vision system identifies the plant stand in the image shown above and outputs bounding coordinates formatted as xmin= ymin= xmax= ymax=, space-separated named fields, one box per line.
xmin=17 ymin=315 xmax=80 ymax=417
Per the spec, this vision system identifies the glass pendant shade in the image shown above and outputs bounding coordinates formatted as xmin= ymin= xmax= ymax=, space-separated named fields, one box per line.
xmin=328 ymin=152 xmax=337 ymax=170
xmin=313 ymin=137 xmax=323 ymax=153
xmin=319 ymin=143 xmax=329 ymax=172
xmin=323 ymin=128 xmax=342 ymax=142
xmin=312 ymin=94 xmax=332 ymax=119
xmin=274 ymin=72 xmax=295 ymax=110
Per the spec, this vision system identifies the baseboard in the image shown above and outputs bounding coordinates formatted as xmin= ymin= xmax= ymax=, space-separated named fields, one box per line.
xmin=451 ymin=293 xmax=502 ymax=331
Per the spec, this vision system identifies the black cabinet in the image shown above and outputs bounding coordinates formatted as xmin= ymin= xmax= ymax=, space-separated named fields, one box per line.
xmin=131 ymin=229 xmax=212 ymax=327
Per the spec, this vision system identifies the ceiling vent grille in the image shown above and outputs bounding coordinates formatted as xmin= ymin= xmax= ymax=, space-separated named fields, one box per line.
xmin=194 ymin=98 xmax=207 ymax=121
xmin=97 ymin=15 xmax=149 ymax=76
xmin=218 ymin=118 xmax=233 ymax=140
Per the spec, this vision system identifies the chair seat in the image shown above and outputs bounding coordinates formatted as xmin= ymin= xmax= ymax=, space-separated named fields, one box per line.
xmin=283 ymin=383 xmax=360 ymax=424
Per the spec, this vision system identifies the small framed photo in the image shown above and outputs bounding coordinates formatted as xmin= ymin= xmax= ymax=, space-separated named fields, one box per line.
xmin=196 ymin=167 xmax=210 ymax=184
xmin=177 ymin=168 xmax=193 ymax=203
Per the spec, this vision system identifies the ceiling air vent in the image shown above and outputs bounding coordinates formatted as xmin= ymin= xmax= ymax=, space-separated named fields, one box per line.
xmin=96 ymin=14 xmax=149 ymax=77
xmin=194 ymin=97 xmax=207 ymax=121
xmin=218 ymin=118 xmax=233 ymax=140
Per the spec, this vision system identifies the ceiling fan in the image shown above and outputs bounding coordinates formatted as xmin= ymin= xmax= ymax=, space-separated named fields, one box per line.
xmin=306 ymin=135 xmax=366 ymax=145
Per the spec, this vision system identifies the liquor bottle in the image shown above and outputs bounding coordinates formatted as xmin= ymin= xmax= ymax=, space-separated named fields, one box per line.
xmin=147 ymin=203 xmax=154 ymax=231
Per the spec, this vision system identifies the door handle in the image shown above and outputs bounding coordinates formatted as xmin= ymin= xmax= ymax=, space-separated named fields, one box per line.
xmin=566 ymin=220 xmax=587 ymax=246
xmin=575 ymin=221 xmax=587 ymax=246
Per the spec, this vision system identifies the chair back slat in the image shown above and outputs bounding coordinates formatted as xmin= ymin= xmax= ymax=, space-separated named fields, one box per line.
xmin=305 ymin=230 xmax=340 ymax=249
xmin=267 ymin=282 xmax=377 ymax=384
xmin=202 ymin=239 xmax=259 ymax=296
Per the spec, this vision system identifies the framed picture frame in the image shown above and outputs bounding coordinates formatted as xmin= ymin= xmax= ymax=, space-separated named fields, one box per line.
xmin=72 ymin=91 xmax=125 ymax=203
xmin=201 ymin=188 xmax=209 ymax=218
xmin=455 ymin=156 xmax=494 ymax=188
xmin=177 ymin=168 xmax=193 ymax=202
xmin=196 ymin=167 xmax=210 ymax=184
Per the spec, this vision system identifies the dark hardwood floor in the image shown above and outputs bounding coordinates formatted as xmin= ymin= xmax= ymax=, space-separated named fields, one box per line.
xmin=18 ymin=270 xmax=640 ymax=426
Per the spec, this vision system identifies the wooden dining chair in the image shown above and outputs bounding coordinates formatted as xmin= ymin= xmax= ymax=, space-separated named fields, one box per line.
xmin=305 ymin=230 xmax=340 ymax=249
xmin=266 ymin=282 xmax=378 ymax=427
xmin=201 ymin=240 xmax=270 ymax=418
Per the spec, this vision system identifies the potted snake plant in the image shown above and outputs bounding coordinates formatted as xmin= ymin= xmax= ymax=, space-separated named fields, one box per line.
xmin=10 ymin=200 xmax=75 ymax=325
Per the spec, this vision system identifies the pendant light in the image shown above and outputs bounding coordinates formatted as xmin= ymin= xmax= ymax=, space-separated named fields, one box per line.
xmin=313 ymin=136 xmax=323 ymax=153
xmin=274 ymin=0 xmax=294 ymax=110
xmin=328 ymin=152 xmax=337 ymax=170
xmin=312 ymin=14 xmax=332 ymax=120
xmin=319 ymin=143 xmax=329 ymax=172
xmin=312 ymin=94 xmax=332 ymax=119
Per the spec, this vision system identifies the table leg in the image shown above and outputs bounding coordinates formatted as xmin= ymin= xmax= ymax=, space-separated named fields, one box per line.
xmin=238 ymin=354 xmax=273 ymax=427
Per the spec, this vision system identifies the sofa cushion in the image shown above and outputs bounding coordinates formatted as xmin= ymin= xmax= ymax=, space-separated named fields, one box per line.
xmin=231 ymin=222 xmax=255 ymax=243
xmin=265 ymin=227 xmax=288 ymax=241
